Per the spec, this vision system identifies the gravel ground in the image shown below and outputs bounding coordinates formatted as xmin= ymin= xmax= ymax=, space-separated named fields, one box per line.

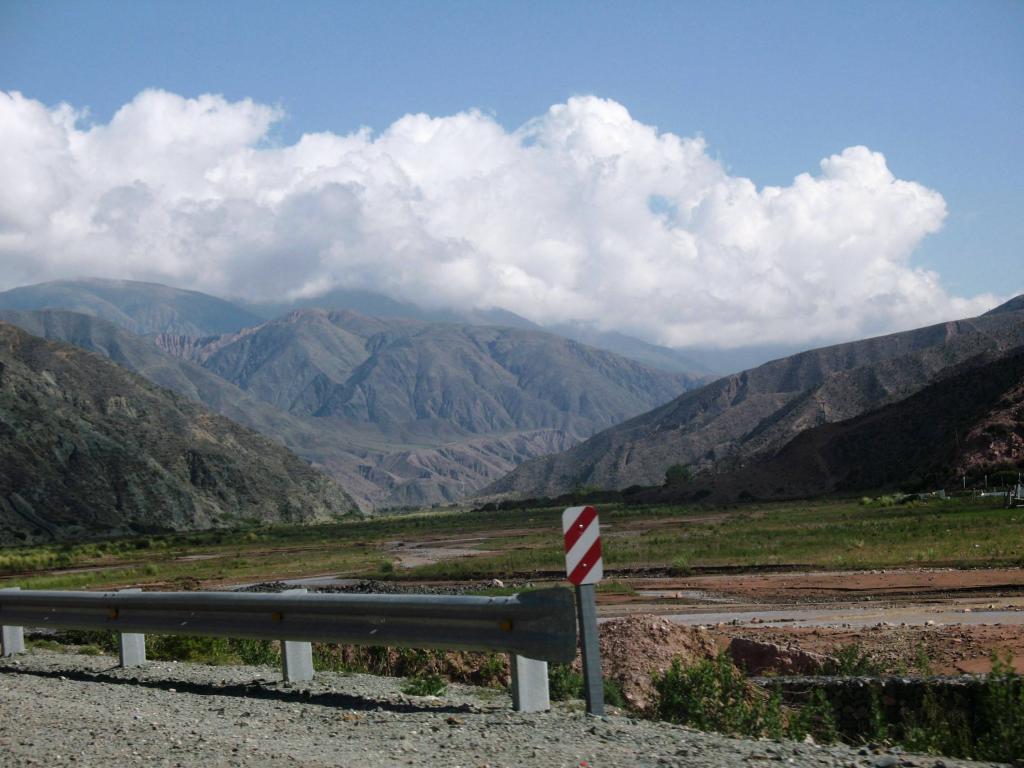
xmin=0 ymin=651 xmax=1006 ymax=768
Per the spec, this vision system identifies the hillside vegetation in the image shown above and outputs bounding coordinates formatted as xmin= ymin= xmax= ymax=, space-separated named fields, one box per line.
xmin=0 ymin=322 xmax=356 ymax=544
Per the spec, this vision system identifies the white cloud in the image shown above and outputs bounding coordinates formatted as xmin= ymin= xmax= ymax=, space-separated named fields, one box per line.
xmin=0 ymin=89 xmax=997 ymax=347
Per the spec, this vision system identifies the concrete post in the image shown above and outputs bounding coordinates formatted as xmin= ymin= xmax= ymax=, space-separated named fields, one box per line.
xmin=510 ymin=654 xmax=550 ymax=712
xmin=1 ymin=587 xmax=25 ymax=657
xmin=117 ymin=588 xmax=147 ymax=667
xmin=280 ymin=589 xmax=314 ymax=683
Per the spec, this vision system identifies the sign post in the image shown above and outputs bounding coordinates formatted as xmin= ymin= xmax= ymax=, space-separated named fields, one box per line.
xmin=562 ymin=505 xmax=604 ymax=716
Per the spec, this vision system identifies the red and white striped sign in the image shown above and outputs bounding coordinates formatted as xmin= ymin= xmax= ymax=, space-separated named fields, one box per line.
xmin=562 ymin=505 xmax=603 ymax=585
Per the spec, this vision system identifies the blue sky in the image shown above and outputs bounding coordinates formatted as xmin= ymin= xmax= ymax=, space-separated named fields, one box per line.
xmin=0 ymin=0 xmax=1021 ymax=346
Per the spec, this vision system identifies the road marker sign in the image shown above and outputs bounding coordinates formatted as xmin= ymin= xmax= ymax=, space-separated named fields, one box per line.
xmin=562 ymin=505 xmax=603 ymax=585
xmin=562 ymin=505 xmax=605 ymax=715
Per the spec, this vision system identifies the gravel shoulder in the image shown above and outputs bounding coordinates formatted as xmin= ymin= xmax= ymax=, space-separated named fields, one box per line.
xmin=0 ymin=651 xmax=1005 ymax=768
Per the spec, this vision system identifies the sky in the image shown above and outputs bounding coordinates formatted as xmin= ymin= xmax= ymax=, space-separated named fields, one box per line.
xmin=0 ymin=0 xmax=1021 ymax=349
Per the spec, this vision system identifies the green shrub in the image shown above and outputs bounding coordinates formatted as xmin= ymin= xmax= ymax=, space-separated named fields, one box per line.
xmin=475 ymin=652 xmax=508 ymax=688
xmin=866 ymin=688 xmax=889 ymax=744
xmin=53 ymin=629 xmax=118 ymax=652
xmin=975 ymin=652 xmax=1024 ymax=761
xmin=401 ymin=672 xmax=447 ymax=697
xmin=671 ymin=553 xmax=692 ymax=573
xmin=147 ymin=635 xmax=235 ymax=664
xmin=785 ymin=688 xmax=839 ymax=743
xmin=665 ymin=464 xmax=693 ymax=486
xmin=231 ymin=638 xmax=279 ymax=666
xmin=546 ymin=663 xmax=627 ymax=707
xmin=902 ymin=687 xmax=973 ymax=757
xmin=604 ymin=677 xmax=627 ymax=708
xmin=651 ymin=653 xmax=784 ymax=739
xmin=912 ymin=642 xmax=933 ymax=676
xmin=548 ymin=663 xmax=583 ymax=701
xmin=823 ymin=644 xmax=881 ymax=676
xmin=27 ymin=638 xmax=63 ymax=651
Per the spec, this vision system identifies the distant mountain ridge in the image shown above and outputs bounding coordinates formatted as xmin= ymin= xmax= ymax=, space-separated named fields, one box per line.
xmin=486 ymin=297 xmax=1024 ymax=499
xmin=243 ymin=285 xmax=788 ymax=374
xmin=629 ymin=345 xmax=1024 ymax=503
xmin=0 ymin=322 xmax=356 ymax=544
xmin=10 ymin=277 xmax=1018 ymax=511
xmin=164 ymin=308 xmax=703 ymax=435
xmin=0 ymin=278 xmax=263 ymax=336
xmin=1 ymin=300 xmax=703 ymax=508
xmin=152 ymin=308 xmax=706 ymax=505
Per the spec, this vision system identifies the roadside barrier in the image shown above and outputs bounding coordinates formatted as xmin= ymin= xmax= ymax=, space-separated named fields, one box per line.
xmin=0 ymin=586 xmax=577 ymax=712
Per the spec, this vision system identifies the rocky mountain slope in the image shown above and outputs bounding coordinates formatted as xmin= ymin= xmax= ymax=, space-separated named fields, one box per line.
xmin=0 ymin=322 xmax=356 ymax=544
xmin=0 ymin=278 xmax=263 ymax=336
xmin=633 ymin=345 xmax=1024 ymax=503
xmin=164 ymin=309 xmax=702 ymax=435
xmin=1 ymin=308 xmax=697 ymax=508
xmin=487 ymin=297 xmax=1024 ymax=499
xmin=159 ymin=309 xmax=705 ymax=506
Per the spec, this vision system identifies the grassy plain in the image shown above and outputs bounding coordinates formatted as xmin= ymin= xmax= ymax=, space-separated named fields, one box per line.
xmin=0 ymin=495 xmax=1020 ymax=591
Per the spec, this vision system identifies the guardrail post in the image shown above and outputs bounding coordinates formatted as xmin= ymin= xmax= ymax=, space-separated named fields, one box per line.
xmin=281 ymin=589 xmax=314 ymax=683
xmin=1 ymin=587 xmax=25 ymax=657
xmin=510 ymin=654 xmax=550 ymax=712
xmin=117 ymin=588 xmax=146 ymax=668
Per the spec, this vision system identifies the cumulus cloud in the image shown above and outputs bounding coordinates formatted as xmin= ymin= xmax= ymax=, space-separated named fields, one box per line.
xmin=0 ymin=89 xmax=996 ymax=347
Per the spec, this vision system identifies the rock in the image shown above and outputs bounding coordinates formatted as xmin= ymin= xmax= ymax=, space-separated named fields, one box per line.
xmin=728 ymin=638 xmax=830 ymax=676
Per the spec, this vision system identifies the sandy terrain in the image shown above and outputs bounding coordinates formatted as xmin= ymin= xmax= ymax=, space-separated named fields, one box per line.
xmin=594 ymin=567 xmax=1024 ymax=674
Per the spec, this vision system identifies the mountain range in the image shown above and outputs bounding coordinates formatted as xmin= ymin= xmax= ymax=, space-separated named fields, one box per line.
xmin=627 ymin=346 xmax=1024 ymax=504
xmin=0 ymin=279 xmax=707 ymax=508
xmin=0 ymin=278 xmax=263 ymax=337
xmin=486 ymin=296 xmax=1024 ymax=500
xmin=0 ymin=322 xmax=356 ymax=544
xmin=4 ymin=277 xmax=1021 ymax=528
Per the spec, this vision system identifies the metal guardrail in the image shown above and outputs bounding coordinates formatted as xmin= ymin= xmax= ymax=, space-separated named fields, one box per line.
xmin=0 ymin=586 xmax=577 ymax=712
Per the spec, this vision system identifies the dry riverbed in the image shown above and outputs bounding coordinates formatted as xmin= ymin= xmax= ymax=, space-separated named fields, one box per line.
xmin=0 ymin=650 xmax=1005 ymax=768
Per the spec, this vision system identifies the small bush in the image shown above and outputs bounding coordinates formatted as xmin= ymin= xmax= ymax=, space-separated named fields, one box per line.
xmin=148 ymin=635 xmax=235 ymax=664
xmin=671 ymin=553 xmax=692 ymax=573
xmin=475 ymin=652 xmax=508 ymax=688
xmin=902 ymin=687 xmax=973 ymax=758
xmin=548 ymin=663 xmax=583 ymax=701
xmin=665 ymin=464 xmax=693 ymax=486
xmin=912 ymin=642 xmax=933 ymax=676
xmin=975 ymin=652 xmax=1024 ymax=761
xmin=604 ymin=677 xmax=627 ymax=708
xmin=823 ymin=644 xmax=881 ymax=676
xmin=53 ymin=630 xmax=118 ymax=652
xmin=785 ymin=688 xmax=839 ymax=743
xmin=231 ymin=638 xmax=279 ymax=666
xmin=546 ymin=664 xmax=627 ymax=708
xmin=651 ymin=653 xmax=783 ymax=739
xmin=27 ymin=638 xmax=63 ymax=651
xmin=401 ymin=672 xmax=447 ymax=697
